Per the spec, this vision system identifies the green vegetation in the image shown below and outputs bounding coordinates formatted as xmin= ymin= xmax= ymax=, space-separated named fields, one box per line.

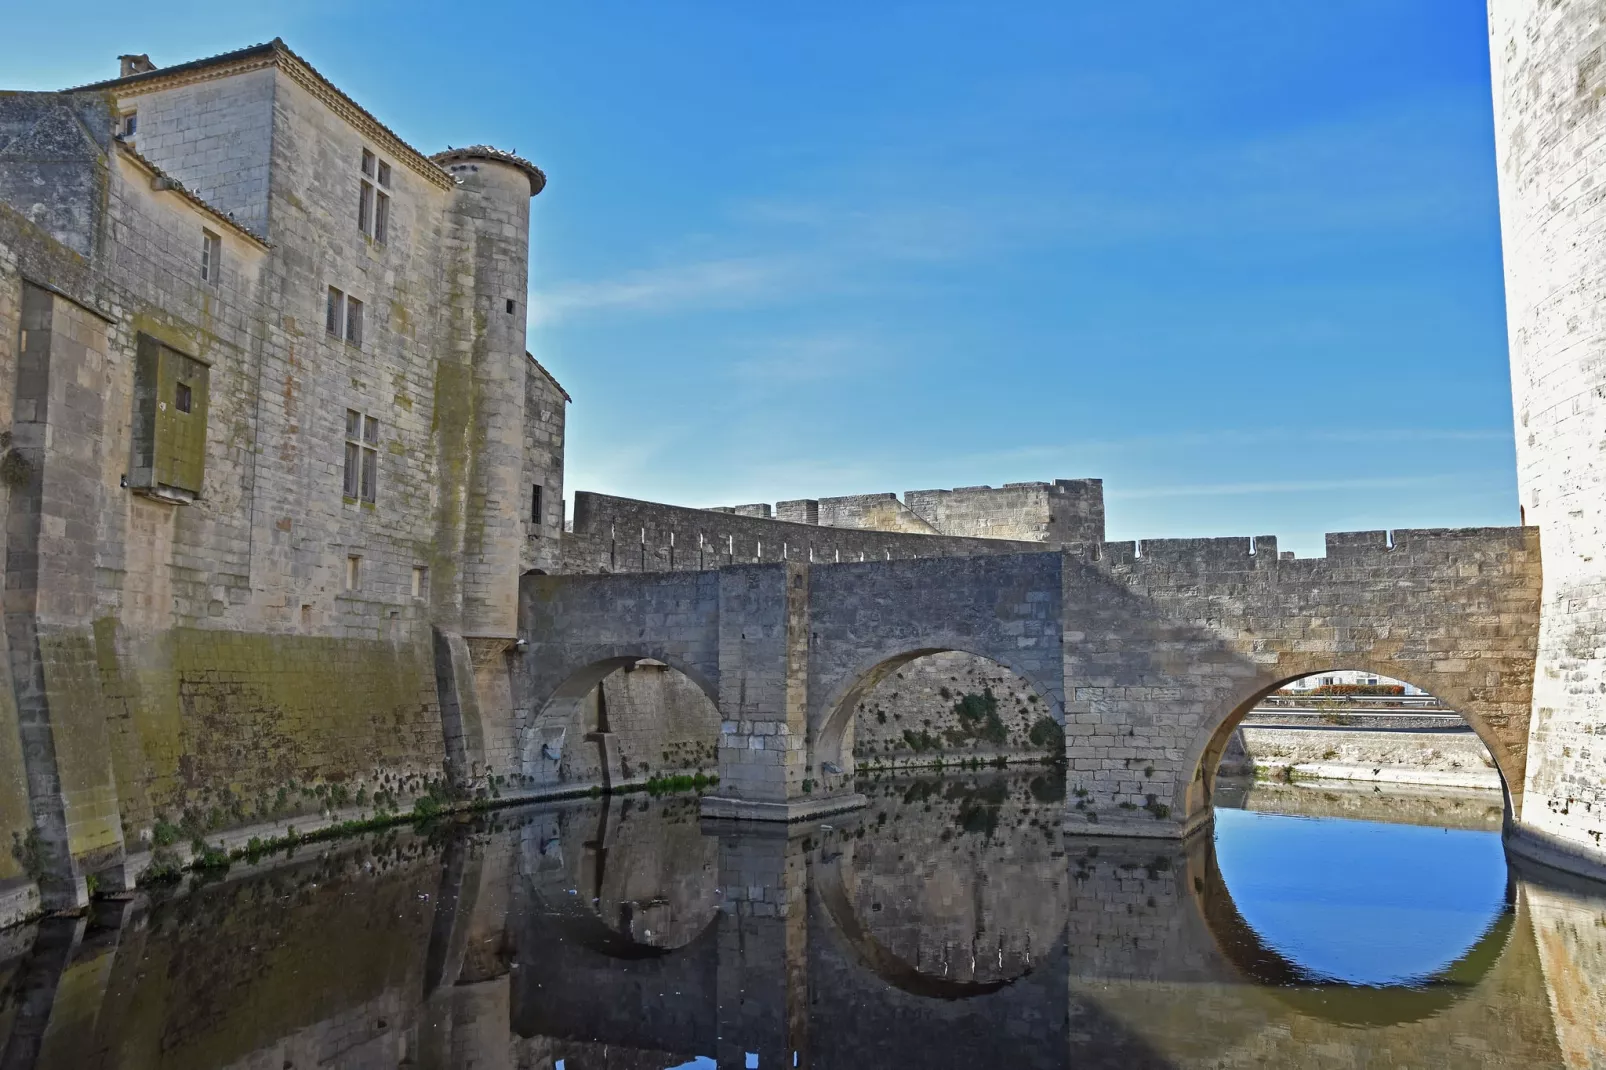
xmin=644 ymin=772 xmax=718 ymax=795
xmin=9 ymin=828 xmax=43 ymax=881
xmin=1027 ymin=716 xmax=1064 ymax=752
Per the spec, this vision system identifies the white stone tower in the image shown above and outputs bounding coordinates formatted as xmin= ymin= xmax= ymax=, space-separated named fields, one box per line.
xmin=435 ymin=146 xmax=545 ymax=640
xmin=1490 ymin=1 xmax=1606 ymax=876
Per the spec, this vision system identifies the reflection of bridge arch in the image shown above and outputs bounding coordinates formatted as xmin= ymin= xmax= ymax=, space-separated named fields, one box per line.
xmin=1179 ymin=667 xmax=1521 ymax=829
xmin=813 ymin=643 xmax=1067 ymax=774
xmin=813 ymin=797 xmax=1070 ymax=999
xmin=1191 ymin=828 xmax=1517 ymax=1027
xmin=518 ymin=798 xmax=720 ymax=960
xmin=815 ymin=849 xmax=1016 ymax=999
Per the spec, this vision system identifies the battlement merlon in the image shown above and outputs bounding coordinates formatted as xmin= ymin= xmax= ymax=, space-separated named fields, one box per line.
xmin=1096 ymin=525 xmax=1540 ymax=572
xmin=711 ymin=477 xmax=1106 ymax=545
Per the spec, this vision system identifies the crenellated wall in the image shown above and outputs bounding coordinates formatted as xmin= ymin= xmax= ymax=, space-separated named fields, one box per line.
xmin=719 ymin=477 xmax=1106 ymax=547
xmin=562 ymin=490 xmax=1047 ymax=576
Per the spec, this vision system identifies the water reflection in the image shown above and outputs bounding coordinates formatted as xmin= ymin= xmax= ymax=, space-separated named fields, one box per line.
xmin=0 ymin=770 xmax=1593 ymax=1068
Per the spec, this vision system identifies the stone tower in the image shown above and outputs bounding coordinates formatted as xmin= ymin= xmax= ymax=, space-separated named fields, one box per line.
xmin=1490 ymin=1 xmax=1606 ymax=876
xmin=435 ymin=146 xmax=545 ymax=640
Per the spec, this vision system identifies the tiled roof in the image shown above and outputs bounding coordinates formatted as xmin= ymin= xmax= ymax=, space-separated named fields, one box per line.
xmin=66 ymin=40 xmax=279 ymax=93
xmin=432 ymin=146 xmax=547 ymax=196
xmin=527 ymin=353 xmax=571 ymax=402
xmin=114 ymin=140 xmax=271 ymax=247
xmin=65 ymin=38 xmax=458 ymax=192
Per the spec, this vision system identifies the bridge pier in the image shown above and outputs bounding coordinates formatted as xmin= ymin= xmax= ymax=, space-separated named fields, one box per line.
xmin=700 ymin=563 xmax=867 ymax=821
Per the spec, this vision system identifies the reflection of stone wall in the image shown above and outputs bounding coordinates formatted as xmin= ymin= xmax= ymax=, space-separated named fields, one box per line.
xmin=1523 ymin=872 xmax=1606 ymax=1068
xmin=1217 ymin=779 xmax=1505 ymax=831
xmin=851 ymin=652 xmax=1060 ymax=768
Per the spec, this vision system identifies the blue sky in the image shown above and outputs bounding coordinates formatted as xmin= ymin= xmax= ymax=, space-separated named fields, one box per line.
xmin=6 ymin=2 xmax=1513 ymax=556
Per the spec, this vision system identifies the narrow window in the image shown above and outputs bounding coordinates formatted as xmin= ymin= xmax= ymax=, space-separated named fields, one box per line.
xmin=361 ymin=415 xmax=378 ymax=501
xmin=343 ymin=410 xmax=362 ymax=497
xmin=345 ymin=296 xmax=363 ymax=346
xmin=345 ymin=555 xmax=362 ymax=591
xmin=326 ymin=287 xmax=344 ymax=336
xmin=200 ymin=229 xmax=221 ymax=284
xmin=374 ymin=190 xmax=389 ymax=243
xmin=411 ymin=566 xmax=427 ymax=598
xmin=344 ymin=409 xmax=378 ymax=503
xmin=174 ymin=381 xmax=192 ymax=414
xmin=359 ymin=151 xmax=392 ymax=239
xmin=506 ymin=298 xmax=516 ymax=314
xmin=119 ymin=111 xmax=137 ymax=139
xmin=530 ymin=483 xmax=543 ymax=525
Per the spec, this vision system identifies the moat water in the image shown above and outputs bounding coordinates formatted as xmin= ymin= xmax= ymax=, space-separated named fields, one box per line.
xmin=0 ymin=771 xmax=1601 ymax=1069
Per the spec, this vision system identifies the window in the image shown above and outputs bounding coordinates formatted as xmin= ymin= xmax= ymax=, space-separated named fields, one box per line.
xmin=130 ymin=334 xmax=209 ymax=497
xmin=412 ymin=566 xmax=428 ymax=598
xmin=374 ymin=187 xmax=389 ymax=243
xmin=118 ymin=111 xmax=137 ymax=139
xmin=200 ymin=229 xmax=221 ymax=285
xmin=344 ymin=296 xmax=363 ymax=346
xmin=326 ymin=286 xmax=344 ymax=336
xmin=531 ymin=483 xmax=543 ymax=526
xmin=344 ymin=409 xmax=379 ymax=503
xmin=506 ymin=298 xmax=516 ymax=315
xmin=359 ymin=149 xmax=392 ymax=243
xmin=345 ymin=555 xmax=362 ymax=591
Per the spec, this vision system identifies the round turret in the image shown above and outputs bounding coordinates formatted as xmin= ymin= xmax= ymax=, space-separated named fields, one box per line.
xmin=1490 ymin=0 xmax=1606 ymax=874
xmin=433 ymin=145 xmax=546 ymax=639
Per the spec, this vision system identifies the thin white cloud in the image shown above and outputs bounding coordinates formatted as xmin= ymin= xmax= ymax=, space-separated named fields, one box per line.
xmin=728 ymin=331 xmax=899 ymax=387
xmin=1109 ymin=473 xmax=1499 ymax=500
xmin=528 ymin=256 xmax=795 ymax=325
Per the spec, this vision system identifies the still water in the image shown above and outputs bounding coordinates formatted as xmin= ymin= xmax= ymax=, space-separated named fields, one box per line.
xmin=0 ymin=770 xmax=1602 ymax=1069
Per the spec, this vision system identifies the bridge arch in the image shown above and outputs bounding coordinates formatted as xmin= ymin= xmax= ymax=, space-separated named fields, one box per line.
xmin=1176 ymin=665 xmax=1521 ymax=831
xmin=519 ymin=650 xmax=721 ymax=788
xmin=812 ymin=642 xmax=1067 ymax=781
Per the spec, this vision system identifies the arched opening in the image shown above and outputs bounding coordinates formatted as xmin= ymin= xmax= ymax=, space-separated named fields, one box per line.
xmin=1181 ymin=669 xmax=1519 ymax=1026
xmin=1185 ymin=668 xmax=1516 ymax=828
xmin=521 ymin=655 xmax=721 ymax=792
xmin=816 ymin=648 xmax=1066 ymax=784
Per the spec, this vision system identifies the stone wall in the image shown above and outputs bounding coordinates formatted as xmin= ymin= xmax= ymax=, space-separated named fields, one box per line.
xmin=1225 ymin=727 xmax=1498 ymax=779
xmin=1490 ymin=0 xmax=1606 ymax=876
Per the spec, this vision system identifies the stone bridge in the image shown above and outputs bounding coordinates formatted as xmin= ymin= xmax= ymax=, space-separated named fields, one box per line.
xmin=510 ymin=526 xmax=1542 ymax=836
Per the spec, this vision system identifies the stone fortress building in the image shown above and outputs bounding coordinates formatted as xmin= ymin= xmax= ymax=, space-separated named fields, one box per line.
xmin=0 ymin=39 xmax=566 ymax=915
xmin=0 ymin=12 xmax=1595 ymax=920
